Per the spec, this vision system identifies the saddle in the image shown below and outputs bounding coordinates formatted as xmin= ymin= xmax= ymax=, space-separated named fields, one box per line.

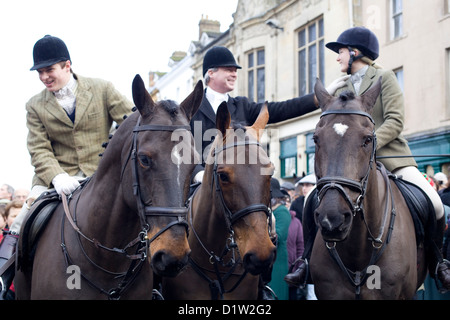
xmin=17 ymin=190 xmax=60 ymax=271
xmin=388 ymin=169 xmax=436 ymax=246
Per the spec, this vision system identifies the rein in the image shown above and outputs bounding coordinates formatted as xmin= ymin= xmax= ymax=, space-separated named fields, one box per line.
xmin=188 ymin=139 xmax=272 ymax=299
xmin=317 ymin=109 xmax=397 ymax=299
xmin=60 ymin=117 xmax=192 ymax=300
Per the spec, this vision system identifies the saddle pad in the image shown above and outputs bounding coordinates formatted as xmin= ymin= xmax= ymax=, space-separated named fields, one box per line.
xmin=17 ymin=191 xmax=60 ymax=271
xmin=391 ymin=176 xmax=436 ymax=245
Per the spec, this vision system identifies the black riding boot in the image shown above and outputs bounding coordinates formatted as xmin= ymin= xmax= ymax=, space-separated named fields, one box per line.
xmin=433 ymin=216 xmax=450 ymax=291
xmin=284 ymin=190 xmax=318 ymax=288
xmin=0 ymin=232 xmax=19 ymax=299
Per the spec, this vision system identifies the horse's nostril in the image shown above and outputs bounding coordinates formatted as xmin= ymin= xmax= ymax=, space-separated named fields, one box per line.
xmin=151 ymin=251 xmax=189 ymax=277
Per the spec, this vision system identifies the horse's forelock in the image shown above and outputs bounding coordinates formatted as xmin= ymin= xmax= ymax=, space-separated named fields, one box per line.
xmin=158 ymin=100 xmax=179 ymax=118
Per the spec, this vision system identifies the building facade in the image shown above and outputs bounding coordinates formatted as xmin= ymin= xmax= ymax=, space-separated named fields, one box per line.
xmin=152 ymin=0 xmax=450 ymax=182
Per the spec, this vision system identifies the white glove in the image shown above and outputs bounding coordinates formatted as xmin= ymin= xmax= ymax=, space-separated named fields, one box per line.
xmin=193 ymin=170 xmax=204 ymax=184
xmin=52 ymin=173 xmax=80 ymax=195
xmin=326 ymin=75 xmax=351 ymax=95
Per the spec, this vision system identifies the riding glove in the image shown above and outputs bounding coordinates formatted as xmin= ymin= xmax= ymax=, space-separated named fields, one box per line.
xmin=52 ymin=173 xmax=80 ymax=195
xmin=326 ymin=75 xmax=351 ymax=95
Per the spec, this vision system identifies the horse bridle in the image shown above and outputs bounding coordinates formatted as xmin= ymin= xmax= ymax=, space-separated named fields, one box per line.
xmin=315 ymin=109 xmax=397 ymax=298
xmin=61 ymin=116 xmax=193 ymax=299
xmin=316 ymin=110 xmax=377 ymax=217
xmin=188 ymin=139 xmax=272 ymax=299
xmin=130 ymin=118 xmax=191 ymax=239
xmin=211 ymin=140 xmax=272 ymax=234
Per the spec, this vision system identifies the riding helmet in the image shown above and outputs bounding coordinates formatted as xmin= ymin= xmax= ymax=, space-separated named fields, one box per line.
xmin=30 ymin=35 xmax=71 ymax=71
xmin=203 ymin=46 xmax=241 ymax=76
xmin=325 ymin=27 xmax=379 ymax=60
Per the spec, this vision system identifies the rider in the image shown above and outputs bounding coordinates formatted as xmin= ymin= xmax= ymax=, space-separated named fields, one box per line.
xmin=284 ymin=26 xmax=450 ymax=291
xmin=190 ymin=46 xmax=349 ymax=184
xmin=0 ymin=35 xmax=133 ymax=298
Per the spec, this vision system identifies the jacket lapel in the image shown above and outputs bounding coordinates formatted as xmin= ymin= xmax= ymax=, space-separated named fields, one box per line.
xmin=358 ymin=66 xmax=377 ymax=95
xmin=199 ymin=90 xmax=217 ymax=124
xmin=73 ymin=75 xmax=93 ymax=129
xmin=43 ymin=90 xmax=74 ymax=127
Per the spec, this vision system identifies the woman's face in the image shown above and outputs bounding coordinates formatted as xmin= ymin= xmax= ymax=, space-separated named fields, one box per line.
xmin=337 ymin=47 xmax=352 ymax=73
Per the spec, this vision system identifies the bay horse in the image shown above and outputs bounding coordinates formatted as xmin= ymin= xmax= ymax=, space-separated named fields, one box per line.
xmin=14 ymin=75 xmax=202 ymax=299
xmin=162 ymin=102 xmax=276 ymax=299
xmin=309 ymin=78 xmax=427 ymax=299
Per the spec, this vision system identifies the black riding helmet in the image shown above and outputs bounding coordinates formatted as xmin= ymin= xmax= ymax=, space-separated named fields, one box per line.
xmin=326 ymin=27 xmax=379 ymax=74
xmin=30 ymin=35 xmax=71 ymax=71
xmin=202 ymin=46 xmax=241 ymax=77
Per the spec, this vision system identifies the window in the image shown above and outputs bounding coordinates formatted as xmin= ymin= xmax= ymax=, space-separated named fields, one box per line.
xmin=280 ymin=137 xmax=297 ymax=178
xmin=297 ymin=17 xmax=325 ymax=96
xmin=446 ymin=0 xmax=450 ymax=14
xmin=390 ymin=0 xmax=403 ymax=40
xmin=247 ymin=49 xmax=265 ymax=103
xmin=305 ymin=133 xmax=315 ymax=175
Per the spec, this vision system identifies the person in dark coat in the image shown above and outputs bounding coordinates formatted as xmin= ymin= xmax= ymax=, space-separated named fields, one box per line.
xmin=190 ymin=46 xmax=349 ymax=182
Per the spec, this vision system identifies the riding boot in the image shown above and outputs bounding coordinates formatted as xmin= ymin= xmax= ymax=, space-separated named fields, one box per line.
xmin=284 ymin=189 xmax=318 ymax=288
xmin=0 ymin=232 xmax=19 ymax=299
xmin=432 ymin=216 xmax=450 ymax=291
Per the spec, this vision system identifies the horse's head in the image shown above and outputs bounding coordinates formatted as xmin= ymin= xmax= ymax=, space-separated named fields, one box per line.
xmin=312 ymin=77 xmax=381 ymax=242
xmin=206 ymin=102 xmax=276 ymax=275
xmin=126 ymin=74 xmax=202 ymax=277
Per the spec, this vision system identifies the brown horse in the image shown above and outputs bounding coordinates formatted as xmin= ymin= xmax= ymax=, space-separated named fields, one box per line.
xmin=162 ymin=102 xmax=276 ymax=299
xmin=14 ymin=75 xmax=202 ymax=299
xmin=309 ymin=78 xmax=427 ymax=299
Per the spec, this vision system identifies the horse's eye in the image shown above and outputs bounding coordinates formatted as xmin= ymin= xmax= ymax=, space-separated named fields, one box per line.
xmin=218 ymin=172 xmax=229 ymax=183
xmin=138 ymin=154 xmax=152 ymax=168
xmin=363 ymin=136 xmax=373 ymax=147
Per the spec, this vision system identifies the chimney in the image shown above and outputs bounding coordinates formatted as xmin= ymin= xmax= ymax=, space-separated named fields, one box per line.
xmin=198 ymin=14 xmax=221 ymax=40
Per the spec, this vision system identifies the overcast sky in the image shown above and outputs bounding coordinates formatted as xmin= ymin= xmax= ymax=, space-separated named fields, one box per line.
xmin=0 ymin=0 xmax=238 ymax=190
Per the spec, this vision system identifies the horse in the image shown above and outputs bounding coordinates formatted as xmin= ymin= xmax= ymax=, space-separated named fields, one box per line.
xmin=14 ymin=74 xmax=202 ymax=299
xmin=162 ymin=102 xmax=276 ymax=299
xmin=308 ymin=78 xmax=428 ymax=299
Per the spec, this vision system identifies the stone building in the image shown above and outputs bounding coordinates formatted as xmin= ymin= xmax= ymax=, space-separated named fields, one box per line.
xmin=152 ymin=0 xmax=450 ymax=181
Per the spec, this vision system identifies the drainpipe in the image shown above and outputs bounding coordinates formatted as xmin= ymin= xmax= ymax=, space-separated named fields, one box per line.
xmin=348 ymin=0 xmax=354 ymax=27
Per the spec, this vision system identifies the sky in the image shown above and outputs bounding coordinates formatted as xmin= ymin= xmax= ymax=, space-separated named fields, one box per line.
xmin=0 ymin=0 xmax=238 ymax=190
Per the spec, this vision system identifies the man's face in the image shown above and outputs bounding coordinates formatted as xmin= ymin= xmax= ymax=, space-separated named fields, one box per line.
xmin=37 ymin=60 xmax=71 ymax=92
xmin=208 ymin=67 xmax=238 ymax=93
xmin=0 ymin=185 xmax=11 ymax=200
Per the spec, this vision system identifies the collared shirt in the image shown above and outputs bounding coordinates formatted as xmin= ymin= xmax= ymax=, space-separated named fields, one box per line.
xmin=205 ymin=87 xmax=229 ymax=114
xmin=54 ymin=75 xmax=77 ymax=116
xmin=351 ymin=65 xmax=368 ymax=94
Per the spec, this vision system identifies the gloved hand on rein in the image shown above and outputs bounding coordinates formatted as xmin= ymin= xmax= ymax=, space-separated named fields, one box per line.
xmin=52 ymin=173 xmax=80 ymax=196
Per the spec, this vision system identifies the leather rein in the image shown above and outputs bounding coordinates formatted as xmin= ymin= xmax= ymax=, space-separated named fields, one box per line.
xmin=188 ymin=139 xmax=272 ymax=300
xmin=317 ymin=110 xmax=397 ymax=299
xmin=60 ymin=117 xmax=191 ymax=300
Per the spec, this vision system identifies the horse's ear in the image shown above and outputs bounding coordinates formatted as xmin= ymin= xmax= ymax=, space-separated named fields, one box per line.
xmin=216 ymin=101 xmax=231 ymax=136
xmin=252 ymin=102 xmax=269 ymax=140
xmin=360 ymin=77 xmax=382 ymax=113
xmin=132 ymin=74 xmax=154 ymax=118
xmin=180 ymin=80 xmax=203 ymax=121
xmin=314 ymin=78 xmax=332 ymax=111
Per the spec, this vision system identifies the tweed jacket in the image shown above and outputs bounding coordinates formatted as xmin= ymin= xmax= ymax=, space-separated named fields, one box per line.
xmin=334 ymin=66 xmax=417 ymax=172
xmin=190 ymin=91 xmax=317 ymax=173
xmin=26 ymin=74 xmax=133 ymax=188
